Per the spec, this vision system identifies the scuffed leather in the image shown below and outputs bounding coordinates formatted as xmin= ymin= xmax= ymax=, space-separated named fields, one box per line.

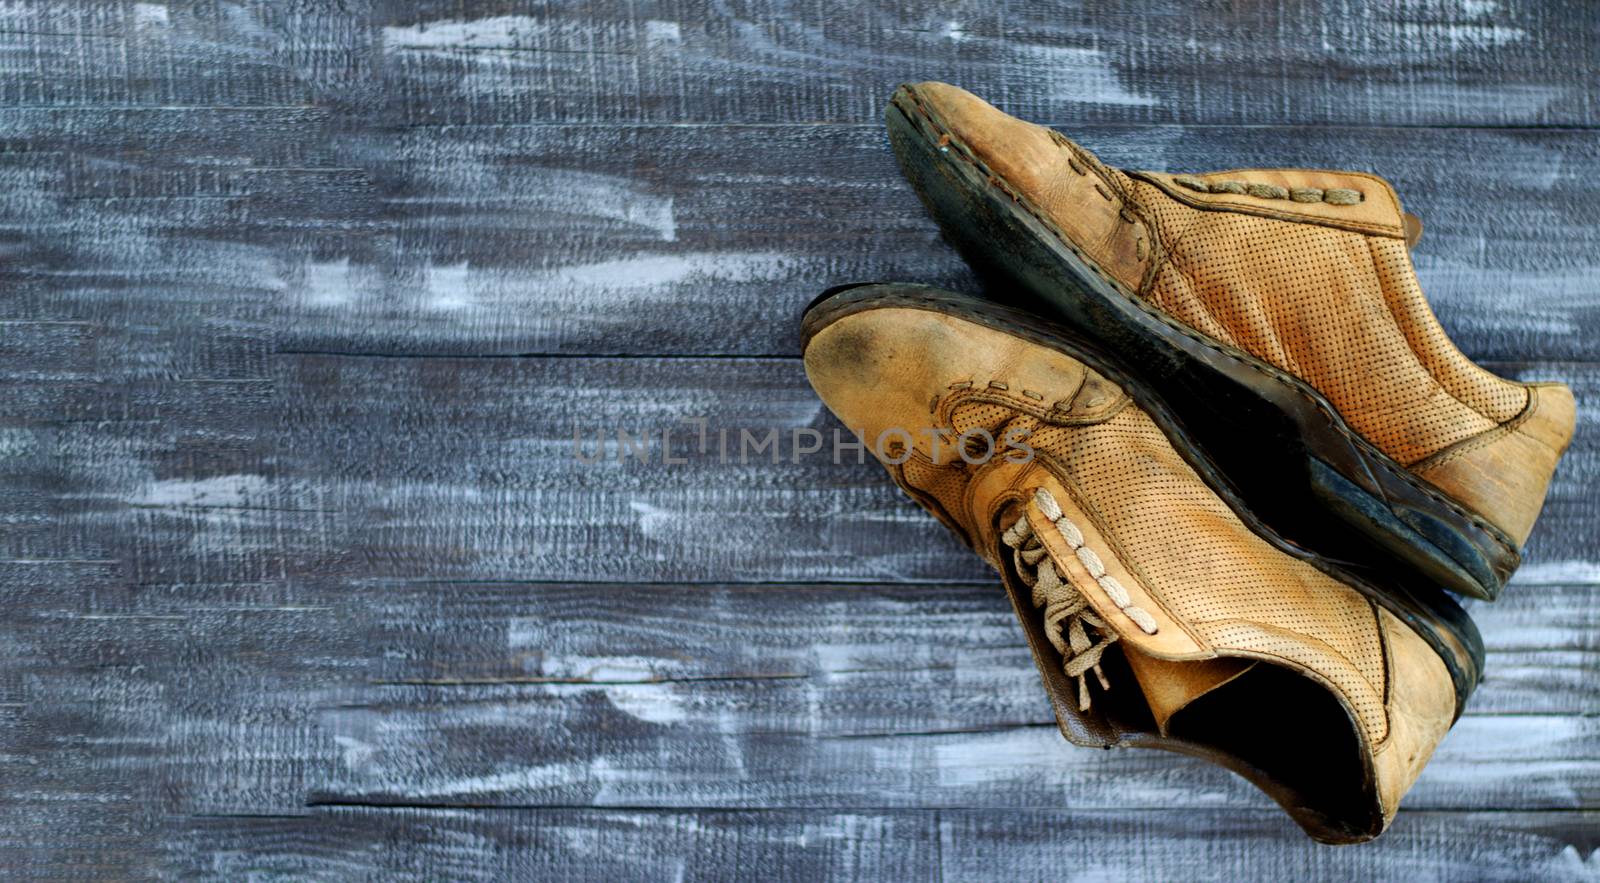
xmin=803 ymin=299 xmax=1465 ymax=843
xmin=1412 ymin=382 xmax=1578 ymax=546
xmin=905 ymin=81 xmax=1153 ymax=293
xmin=1371 ymin=608 xmax=1457 ymax=822
xmin=900 ymin=81 xmax=1575 ymax=552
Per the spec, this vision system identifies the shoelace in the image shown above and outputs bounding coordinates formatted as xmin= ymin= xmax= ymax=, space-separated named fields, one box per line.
xmin=1001 ymin=512 xmax=1115 ymax=711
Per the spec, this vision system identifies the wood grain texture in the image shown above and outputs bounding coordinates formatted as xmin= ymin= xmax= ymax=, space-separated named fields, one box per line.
xmin=6 ymin=565 xmax=1600 ymax=875
xmin=9 ymin=0 xmax=1586 ymax=127
xmin=6 ymin=350 xmax=1592 ymax=584
xmin=3 ymin=576 xmax=1595 ymax=822
xmin=147 ymin=809 xmax=1597 ymax=882
xmin=2 ymin=0 xmax=1598 ymax=879
xmin=4 ymin=119 xmax=1597 ymax=360
xmin=15 ymin=805 xmax=1595 ymax=880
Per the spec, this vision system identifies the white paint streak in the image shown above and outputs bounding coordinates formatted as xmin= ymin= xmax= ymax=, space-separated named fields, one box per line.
xmin=629 ymin=499 xmax=677 ymax=537
xmin=504 ymin=169 xmax=676 ymax=242
xmin=425 ymin=261 xmax=474 ymax=311
xmin=128 ymin=474 xmax=269 ymax=508
xmin=333 ymin=735 xmax=376 ymax=769
xmin=603 ymin=683 xmax=687 ymax=725
xmin=383 ymin=128 xmax=679 ymax=242
xmin=0 ymin=427 xmax=36 ymax=459
xmin=383 ymin=15 xmax=548 ymax=51
xmin=292 ymin=248 xmax=806 ymax=327
xmin=299 ymin=257 xmax=355 ymax=307
xmin=933 ymin=728 xmax=1073 ymax=788
xmin=404 ymin=763 xmax=574 ymax=797
xmin=644 ymin=20 xmax=682 ymax=47
xmin=1511 ymin=560 xmax=1600 ymax=585
xmin=505 ymin=618 xmax=542 ymax=651
xmin=929 ymin=729 xmax=1197 ymax=805
xmin=547 ymin=251 xmax=794 ymax=290
xmin=133 ymin=3 xmax=169 ymax=26
xmin=1396 ymin=22 xmax=1526 ymax=50
xmin=507 ymin=641 xmax=665 ymax=684
xmin=1415 ymin=260 xmax=1593 ymax=338
xmin=1024 ymin=45 xmax=1157 ymax=108
xmin=811 ymin=642 xmax=867 ymax=676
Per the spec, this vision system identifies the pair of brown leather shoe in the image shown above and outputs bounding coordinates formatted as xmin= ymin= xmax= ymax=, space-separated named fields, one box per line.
xmin=801 ymin=83 xmax=1575 ymax=843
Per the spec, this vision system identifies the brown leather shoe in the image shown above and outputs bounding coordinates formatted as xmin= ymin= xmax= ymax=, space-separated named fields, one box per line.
xmin=802 ymin=283 xmax=1480 ymax=844
xmin=886 ymin=81 xmax=1574 ymax=601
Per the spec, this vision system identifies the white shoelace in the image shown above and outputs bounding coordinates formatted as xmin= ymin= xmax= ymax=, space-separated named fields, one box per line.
xmin=1002 ymin=512 xmax=1115 ymax=711
xmin=1001 ymin=488 xmax=1160 ymax=712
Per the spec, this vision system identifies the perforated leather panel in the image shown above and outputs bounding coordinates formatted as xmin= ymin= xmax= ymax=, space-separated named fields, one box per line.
xmin=1030 ymin=407 xmax=1389 ymax=740
xmin=1131 ymin=179 xmax=1528 ymax=466
xmin=910 ymin=395 xmax=1392 ymax=742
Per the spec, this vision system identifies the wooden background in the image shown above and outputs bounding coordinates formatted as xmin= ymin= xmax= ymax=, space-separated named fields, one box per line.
xmin=1 ymin=1 xmax=1596 ymax=879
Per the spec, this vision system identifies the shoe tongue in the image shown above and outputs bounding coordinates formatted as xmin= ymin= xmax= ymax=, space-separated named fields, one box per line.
xmin=1012 ymin=485 xmax=1257 ymax=732
xmin=1121 ymin=647 xmax=1256 ymax=735
xmin=1000 ymin=485 xmax=1204 ymax=715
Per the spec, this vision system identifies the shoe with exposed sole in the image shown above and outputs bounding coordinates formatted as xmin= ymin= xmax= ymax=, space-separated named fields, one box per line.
xmin=884 ymin=81 xmax=1575 ymax=601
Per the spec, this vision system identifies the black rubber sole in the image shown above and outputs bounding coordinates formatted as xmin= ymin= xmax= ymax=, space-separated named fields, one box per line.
xmin=801 ymin=283 xmax=1484 ymax=712
xmin=884 ymin=84 xmax=1518 ymax=603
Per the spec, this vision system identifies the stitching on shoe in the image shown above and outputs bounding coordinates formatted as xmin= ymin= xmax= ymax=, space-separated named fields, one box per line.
xmin=942 ymin=388 xmax=1131 ymax=429
xmin=1409 ymin=388 xmax=1541 ymax=473
xmin=897 ymin=89 xmax=1519 ymax=561
xmin=1360 ymin=237 xmax=1529 ymax=430
xmin=1172 ymin=174 xmax=1364 ymax=206
xmin=1035 ymin=465 xmax=1199 ymax=645
xmin=1131 ymin=168 xmax=1405 ymax=237
xmin=1028 ymin=487 xmax=1160 ymax=635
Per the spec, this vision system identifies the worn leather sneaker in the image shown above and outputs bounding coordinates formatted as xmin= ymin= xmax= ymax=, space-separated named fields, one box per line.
xmin=802 ymin=283 xmax=1480 ymax=843
xmin=886 ymin=81 xmax=1574 ymax=602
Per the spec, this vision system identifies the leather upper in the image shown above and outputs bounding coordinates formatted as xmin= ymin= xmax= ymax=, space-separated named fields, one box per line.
xmin=903 ymin=81 xmax=1154 ymax=293
xmin=900 ymin=81 xmax=1575 ymax=550
xmin=1132 ymin=168 xmax=1408 ymax=239
xmin=802 ymin=295 xmax=1462 ymax=842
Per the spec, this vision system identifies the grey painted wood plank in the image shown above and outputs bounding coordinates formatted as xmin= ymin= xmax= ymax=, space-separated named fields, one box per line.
xmin=3 ymin=1 xmax=1592 ymax=127
xmin=22 ymin=804 xmax=1596 ymax=880
xmin=163 ymin=809 xmax=938 ymax=882
xmin=7 ymin=350 xmax=1590 ymax=585
xmin=4 ymin=568 xmax=1594 ymax=825
xmin=933 ymin=809 xmax=1600 ymax=883
xmin=2 ymin=2 xmax=1597 ymax=874
xmin=4 ymin=119 xmax=1597 ymax=360
xmin=130 ymin=809 xmax=1600 ymax=881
